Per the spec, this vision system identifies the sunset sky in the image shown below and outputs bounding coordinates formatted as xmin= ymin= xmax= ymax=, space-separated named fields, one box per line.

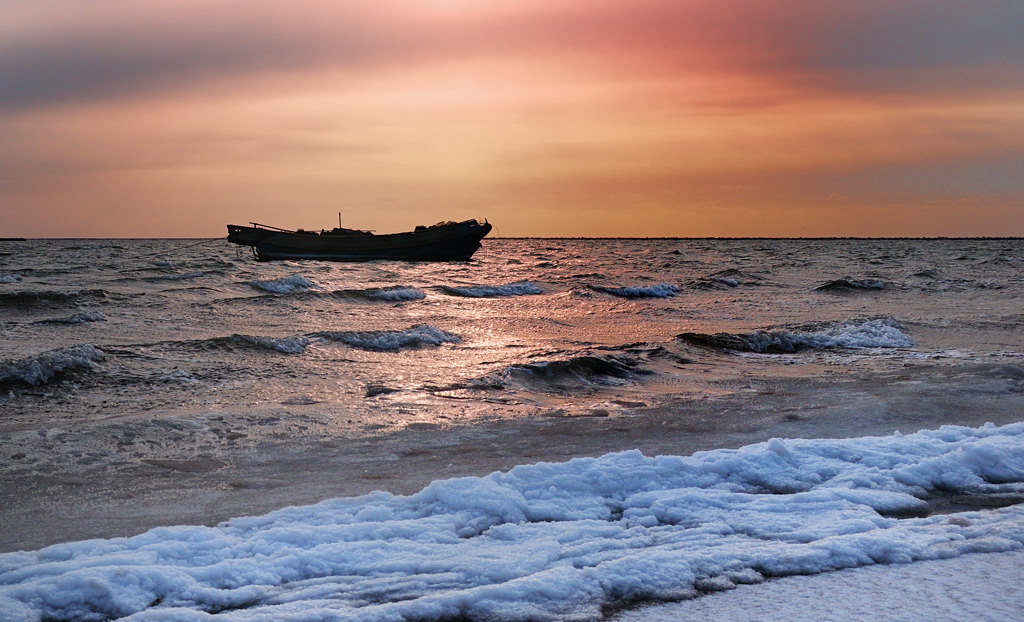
xmin=2 ymin=0 xmax=1022 ymax=237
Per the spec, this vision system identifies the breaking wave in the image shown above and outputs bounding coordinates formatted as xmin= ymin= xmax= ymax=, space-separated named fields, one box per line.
xmin=441 ymin=280 xmax=544 ymax=297
xmin=181 ymin=334 xmax=312 ymax=354
xmin=0 ymin=344 xmax=104 ymax=386
xmin=499 ymin=354 xmax=646 ymax=392
xmin=167 ymin=325 xmax=463 ymax=355
xmin=677 ymin=316 xmax=913 ymax=353
xmin=690 ymin=269 xmax=766 ymax=290
xmin=228 ymin=334 xmax=311 ymax=354
xmin=34 ymin=311 xmax=106 ymax=325
xmin=247 ymin=275 xmax=317 ymax=294
xmin=910 ymin=269 xmax=954 ymax=281
xmin=335 ymin=286 xmax=427 ymax=302
xmin=590 ymin=283 xmax=679 ymax=298
xmin=310 ymin=324 xmax=462 ymax=352
xmin=0 ymin=274 xmax=22 ymax=283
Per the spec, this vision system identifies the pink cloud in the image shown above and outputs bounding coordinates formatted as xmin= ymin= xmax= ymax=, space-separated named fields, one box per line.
xmin=4 ymin=0 xmax=1021 ymax=111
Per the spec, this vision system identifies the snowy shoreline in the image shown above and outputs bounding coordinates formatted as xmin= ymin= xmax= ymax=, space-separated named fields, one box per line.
xmin=3 ymin=421 xmax=1023 ymax=621
xmin=614 ymin=550 xmax=1024 ymax=622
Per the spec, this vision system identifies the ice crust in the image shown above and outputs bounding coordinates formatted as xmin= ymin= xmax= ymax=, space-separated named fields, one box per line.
xmin=1 ymin=423 xmax=1023 ymax=621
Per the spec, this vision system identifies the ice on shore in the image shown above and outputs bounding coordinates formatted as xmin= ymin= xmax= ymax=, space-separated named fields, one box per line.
xmin=1 ymin=423 xmax=1023 ymax=621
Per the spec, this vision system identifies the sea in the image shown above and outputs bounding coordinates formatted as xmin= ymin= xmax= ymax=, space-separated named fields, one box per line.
xmin=1 ymin=237 xmax=1023 ymax=620
xmin=2 ymin=237 xmax=1022 ymax=432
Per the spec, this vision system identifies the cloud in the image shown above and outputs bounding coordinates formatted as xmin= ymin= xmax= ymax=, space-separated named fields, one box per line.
xmin=798 ymin=0 xmax=1024 ymax=94
xmin=4 ymin=0 xmax=1022 ymax=112
xmin=0 ymin=1 xmax=425 ymax=110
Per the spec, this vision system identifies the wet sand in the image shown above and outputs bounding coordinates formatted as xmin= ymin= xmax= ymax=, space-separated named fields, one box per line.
xmin=2 ymin=361 xmax=1023 ymax=553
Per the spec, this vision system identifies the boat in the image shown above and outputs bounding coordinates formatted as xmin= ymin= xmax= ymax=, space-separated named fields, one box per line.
xmin=226 ymin=219 xmax=492 ymax=261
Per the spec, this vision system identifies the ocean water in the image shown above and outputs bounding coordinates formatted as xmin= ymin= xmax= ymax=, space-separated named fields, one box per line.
xmin=2 ymin=237 xmax=1024 ymax=620
xmin=2 ymin=237 xmax=1022 ymax=432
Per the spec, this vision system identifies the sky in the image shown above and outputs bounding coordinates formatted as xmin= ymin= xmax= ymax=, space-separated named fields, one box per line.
xmin=1 ymin=0 xmax=1023 ymax=238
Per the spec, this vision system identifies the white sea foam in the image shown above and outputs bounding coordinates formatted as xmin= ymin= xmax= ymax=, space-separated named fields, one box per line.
xmin=232 ymin=334 xmax=311 ymax=354
xmin=679 ymin=317 xmax=914 ymax=353
xmin=1 ymin=423 xmax=1022 ymax=620
xmin=593 ymin=283 xmax=679 ymax=298
xmin=248 ymin=275 xmax=317 ymax=294
xmin=789 ymin=316 xmax=913 ymax=349
xmin=0 ymin=274 xmax=22 ymax=283
xmin=0 ymin=344 xmax=104 ymax=385
xmin=315 ymin=324 xmax=462 ymax=352
xmin=363 ymin=286 xmax=426 ymax=301
xmin=442 ymin=280 xmax=544 ymax=297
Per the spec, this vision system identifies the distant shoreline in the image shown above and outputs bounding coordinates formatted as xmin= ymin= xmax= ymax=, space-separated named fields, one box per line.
xmin=3 ymin=236 xmax=1023 ymax=241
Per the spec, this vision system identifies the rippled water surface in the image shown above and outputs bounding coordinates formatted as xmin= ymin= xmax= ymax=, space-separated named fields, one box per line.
xmin=2 ymin=237 xmax=1023 ymax=435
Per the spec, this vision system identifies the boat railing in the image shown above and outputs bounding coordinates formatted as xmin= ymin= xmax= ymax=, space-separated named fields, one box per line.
xmin=249 ymin=222 xmax=296 ymax=233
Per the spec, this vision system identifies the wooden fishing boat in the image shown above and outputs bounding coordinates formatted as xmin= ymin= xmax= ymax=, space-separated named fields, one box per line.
xmin=226 ymin=219 xmax=492 ymax=261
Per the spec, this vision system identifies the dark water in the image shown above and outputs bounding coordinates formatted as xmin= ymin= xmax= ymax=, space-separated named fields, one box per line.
xmin=2 ymin=238 xmax=1022 ymax=435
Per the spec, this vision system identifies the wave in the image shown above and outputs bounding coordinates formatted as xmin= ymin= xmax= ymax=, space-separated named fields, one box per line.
xmin=440 ymin=280 xmax=543 ymax=297
xmin=34 ymin=311 xmax=106 ymax=325
xmin=690 ymin=269 xmax=766 ymax=289
xmin=910 ymin=268 xmax=955 ymax=281
xmin=0 ymin=288 xmax=111 ymax=307
xmin=185 ymin=334 xmax=312 ymax=354
xmin=0 ymin=274 xmax=22 ymax=283
xmin=590 ymin=283 xmax=679 ymax=298
xmin=247 ymin=275 xmax=318 ymax=294
xmin=141 ymin=271 xmax=208 ymax=282
xmin=310 ymin=324 xmax=462 ymax=352
xmin=335 ymin=286 xmax=427 ymax=302
xmin=0 ymin=344 xmax=104 ymax=386
xmin=906 ymin=269 xmax=995 ymax=292
xmin=164 ymin=324 xmax=462 ymax=355
xmin=816 ymin=277 xmax=886 ymax=292
xmin=229 ymin=334 xmax=311 ymax=354
xmin=499 ymin=353 xmax=647 ymax=392
xmin=676 ymin=316 xmax=913 ymax=353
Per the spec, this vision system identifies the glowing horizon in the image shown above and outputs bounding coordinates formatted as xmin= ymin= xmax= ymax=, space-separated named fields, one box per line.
xmin=2 ymin=0 xmax=1022 ymax=237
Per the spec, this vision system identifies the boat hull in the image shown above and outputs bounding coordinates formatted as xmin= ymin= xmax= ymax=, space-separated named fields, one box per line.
xmin=226 ymin=220 xmax=492 ymax=261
